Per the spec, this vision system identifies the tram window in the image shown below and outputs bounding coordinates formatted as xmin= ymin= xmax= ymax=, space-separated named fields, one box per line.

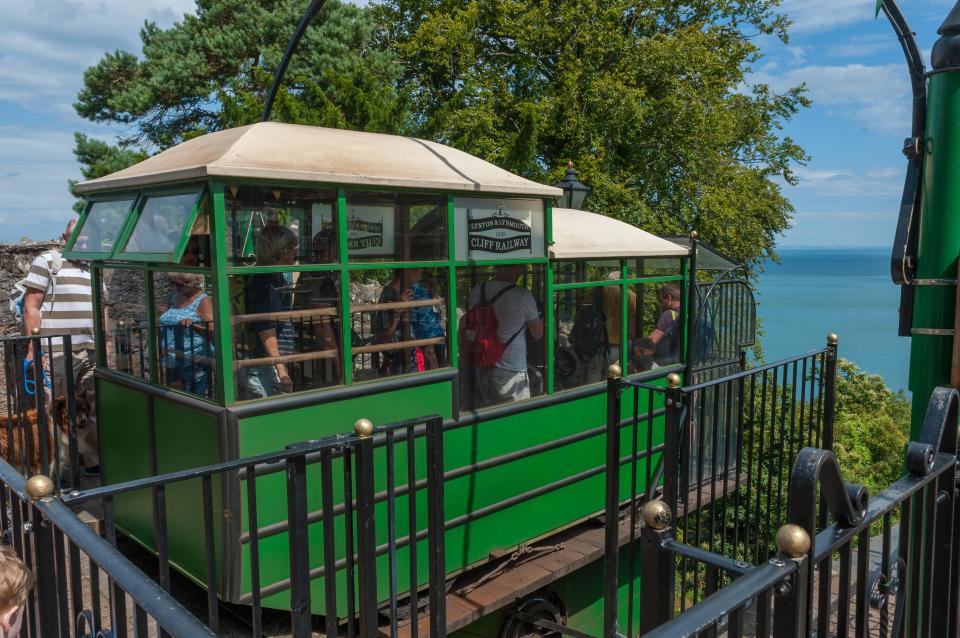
xmin=627 ymin=282 xmax=684 ymax=372
xmin=153 ymin=272 xmax=217 ymax=400
xmin=65 ymin=198 xmax=136 ymax=257
xmin=231 ymin=268 xmax=343 ymax=400
xmin=456 ymin=264 xmax=545 ymax=410
xmin=100 ymin=268 xmax=150 ymax=380
xmin=118 ymin=190 xmax=204 ymax=258
xmin=554 ymin=282 xmax=636 ymax=391
xmin=553 ymin=260 xmax=621 ymax=285
xmin=345 ymin=192 xmax=447 ymax=262
xmin=350 ymin=267 xmax=449 ymax=381
xmin=627 ymin=258 xmax=682 ymax=278
xmin=225 ymin=185 xmax=338 ymax=266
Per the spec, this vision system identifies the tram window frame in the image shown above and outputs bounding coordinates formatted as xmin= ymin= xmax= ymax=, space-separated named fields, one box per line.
xmin=111 ymin=186 xmax=208 ymax=263
xmin=99 ymin=265 xmax=152 ymax=381
xmin=344 ymin=191 xmax=448 ymax=263
xmin=552 ymin=264 xmax=686 ymax=393
xmin=224 ymin=185 xmax=339 ymax=267
xmin=64 ymin=194 xmax=139 ymax=260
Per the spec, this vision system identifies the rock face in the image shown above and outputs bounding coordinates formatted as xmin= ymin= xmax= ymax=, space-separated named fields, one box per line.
xmin=0 ymin=240 xmax=61 ymax=337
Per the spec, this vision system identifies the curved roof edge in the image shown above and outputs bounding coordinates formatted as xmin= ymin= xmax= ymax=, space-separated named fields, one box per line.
xmin=549 ymin=208 xmax=689 ymax=259
xmin=74 ymin=122 xmax=563 ymax=199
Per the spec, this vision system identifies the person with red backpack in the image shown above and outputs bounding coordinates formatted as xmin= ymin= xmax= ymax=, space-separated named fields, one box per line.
xmin=463 ymin=265 xmax=543 ymax=407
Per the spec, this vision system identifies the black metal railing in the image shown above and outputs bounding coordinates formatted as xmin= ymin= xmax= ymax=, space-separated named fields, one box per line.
xmin=603 ymin=337 xmax=837 ymax=636
xmin=689 ymin=278 xmax=756 ymax=380
xmin=1 ymin=333 xmax=82 ymax=488
xmin=634 ymin=384 xmax=960 ymax=638
xmin=0 ymin=457 xmax=215 ymax=638
xmin=60 ymin=415 xmax=447 ymax=638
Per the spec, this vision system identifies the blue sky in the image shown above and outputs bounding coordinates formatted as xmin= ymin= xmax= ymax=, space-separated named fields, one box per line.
xmin=0 ymin=0 xmax=953 ymax=245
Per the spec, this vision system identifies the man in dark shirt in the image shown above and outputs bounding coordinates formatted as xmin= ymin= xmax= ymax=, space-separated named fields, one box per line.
xmin=649 ymin=284 xmax=682 ymax=365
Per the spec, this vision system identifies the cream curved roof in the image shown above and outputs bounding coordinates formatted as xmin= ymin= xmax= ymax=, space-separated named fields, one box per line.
xmin=550 ymin=208 xmax=689 ymax=259
xmin=74 ymin=122 xmax=564 ymax=198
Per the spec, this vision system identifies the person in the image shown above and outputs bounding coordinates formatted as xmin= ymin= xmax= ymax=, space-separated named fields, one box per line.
xmin=0 ymin=546 xmax=34 ymax=638
xmin=238 ymin=225 xmax=298 ymax=398
xmin=585 ymin=272 xmax=637 ymax=381
xmin=22 ymin=219 xmax=100 ymax=476
xmin=408 ymin=272 xmax=444 ymax=370
xmin=467 ymin=264 xmax=544 ymax=406
xmin=293 ymin=230 xmax=342 ymax=385
xmin=649 ymin=283 xmax=682 ymax=365
xmin=374 ymin=269 xmax=420 ymax=375
xmin=157 ymin=272 xmax=214 ymax=397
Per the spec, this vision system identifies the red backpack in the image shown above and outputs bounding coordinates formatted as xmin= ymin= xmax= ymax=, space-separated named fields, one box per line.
xmin=462 ymin=282 xmax=524 ymax=368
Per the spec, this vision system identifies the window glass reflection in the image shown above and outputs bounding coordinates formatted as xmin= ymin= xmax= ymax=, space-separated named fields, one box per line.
xmin=350 ymin=267 xmax=448 ymax=380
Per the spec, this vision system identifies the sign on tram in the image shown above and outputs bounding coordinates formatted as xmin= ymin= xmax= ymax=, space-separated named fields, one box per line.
xmin=345 ymin=204 xmax=395 ymax=256
xmin=454 ymin=197 xmax=545 ymax=260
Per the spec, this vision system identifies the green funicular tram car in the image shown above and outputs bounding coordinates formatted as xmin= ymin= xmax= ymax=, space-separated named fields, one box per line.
xmin=66 ymin=122 xmax=744 ymax=636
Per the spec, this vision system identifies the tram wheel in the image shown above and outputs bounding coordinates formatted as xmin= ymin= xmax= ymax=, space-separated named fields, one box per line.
xmin=499 ymin=595 xmax=565 ymax=638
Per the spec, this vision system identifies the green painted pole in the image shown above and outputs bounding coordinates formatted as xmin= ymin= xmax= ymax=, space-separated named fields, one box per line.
xmin=909 ymin=4 xmax=960 ymax=435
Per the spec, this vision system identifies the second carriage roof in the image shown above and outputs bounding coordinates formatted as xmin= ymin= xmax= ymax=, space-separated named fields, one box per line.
xmin=73 ymin=122 xmax=564 ymax=198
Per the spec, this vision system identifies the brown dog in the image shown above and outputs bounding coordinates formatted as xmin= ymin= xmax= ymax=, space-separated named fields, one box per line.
xmin=0 ymin=394 xmax=90 ymax=477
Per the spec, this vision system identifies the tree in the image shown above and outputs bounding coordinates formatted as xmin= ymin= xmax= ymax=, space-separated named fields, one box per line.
xmin=73 ymin=0 xmax=806 ymax=271
xmin=376 ymin=0 xmax=808 ymax=270
xmin=71 ymin=0 xmax=408 ymax=192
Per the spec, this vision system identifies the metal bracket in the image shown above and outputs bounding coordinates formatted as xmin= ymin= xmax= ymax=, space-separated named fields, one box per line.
xmin=458 ymin=543 xmax=565 ymax=595
xmin=911 ymin=328 xmax=955 ymax=336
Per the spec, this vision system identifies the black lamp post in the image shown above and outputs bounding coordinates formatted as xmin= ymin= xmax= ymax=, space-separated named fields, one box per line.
xmin=554 ymin=160 xmax=590 ymax=210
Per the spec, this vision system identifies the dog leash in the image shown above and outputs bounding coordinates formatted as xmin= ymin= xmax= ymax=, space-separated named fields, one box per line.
xmin=22 ymin=354 xmax=52 ymax=397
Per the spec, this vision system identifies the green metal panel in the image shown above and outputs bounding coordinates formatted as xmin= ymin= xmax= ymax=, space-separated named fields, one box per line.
xmin=229 ymin=381 xmax=663 ymax=615
xmin=210 ymin=181 xmax=236 ymax=404
xmin=909 ymin=70 xmax=960 ymax=434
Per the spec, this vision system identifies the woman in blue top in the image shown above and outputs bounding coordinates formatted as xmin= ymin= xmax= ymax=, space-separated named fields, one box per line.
xmin=158 ymin=272 xmax=214 ymax=397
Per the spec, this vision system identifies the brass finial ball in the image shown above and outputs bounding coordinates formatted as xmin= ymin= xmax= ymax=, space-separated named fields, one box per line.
xmin=827 ymin=333 xmax=839 ymax=345
xmin=642 ymin=500 xmax=672 ymax=531
xmin=118 ymin=320 xmax=126 ymax=329
xmin=25 ymin=475 xmax=54 ymax=501
xmin=667 ymin=373 xmax=681 ymax=388
xmin=354 ymin=418 xmax=374 ymax=438
xmin=606 ymin=364 xmax=623 ymax=379
xmin=30 ymin=327 xmax=40 ymax=336
xmin=689 ymin=230 xmax=698 ymax=240
xmin=775 ymin=523 xmax=811 ymax=559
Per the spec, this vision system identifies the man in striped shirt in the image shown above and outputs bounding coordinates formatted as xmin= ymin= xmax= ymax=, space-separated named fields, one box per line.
xmin=21 ymin=219 xmax=99 ymax=476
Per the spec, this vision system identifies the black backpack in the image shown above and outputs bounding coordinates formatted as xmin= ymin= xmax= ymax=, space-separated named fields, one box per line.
xmin=571 ymin=288 xmax=609 ymax=360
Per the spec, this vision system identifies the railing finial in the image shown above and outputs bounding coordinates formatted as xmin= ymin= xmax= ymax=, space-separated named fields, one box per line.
xmin=30 ymin=327 xmax=40 ymax=336
xmin=606 ymin=364 xmax=623 ymax=379
xmin=775 ymin=523 xmax=810 ymax=559
xmin=642 ymin=500 xmax=672 ymax=530
xmin=827 ymin=332 xmax=839 ymax=345
xmin=25 ymin=475 xmax=54 ymax=501
xmin=354 ymin=418 xmax=374 ymax=438
xmin=667 ymin=372 xmax=681 ymax=388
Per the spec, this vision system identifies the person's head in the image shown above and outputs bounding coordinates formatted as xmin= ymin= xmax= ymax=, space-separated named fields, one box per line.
xmin=168 ymin=272 xmax=205 ymax=292
xmin=493 ymin=264 xmax=525 ymax=284
xmin=634 ymin=338 xmax=656 ymax=356
xmin=256 ymin=226 xmax=298 ymax=266
xmin=61 ymin=219 xmax=78 ymax=244
xmin=658 ymin=284 xmax=681 ymax=311
xmin=0 ymin=546 xmax=33 ymax=637
xmin=180 ymin=236 xmax=203 ymax=267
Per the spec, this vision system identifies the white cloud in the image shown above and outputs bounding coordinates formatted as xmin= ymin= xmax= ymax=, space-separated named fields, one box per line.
xmin=793 ymin=165 xmax=902 ymax=197
xmin=753 ymin=62 xmax=910 ymax=133
xmin=779 ymin=0 xmax=877 ymax=33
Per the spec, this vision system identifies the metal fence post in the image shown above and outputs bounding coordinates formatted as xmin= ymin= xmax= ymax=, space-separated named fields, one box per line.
xmin=662 ymin=374 xmax=682 ymax=516
xmin=604 ymin=368 xmax=623 ymax=638
xmin=425 ymin=416 xmax=446 ymax=638
xmin=354 ymin=419 xmax=379 ymax=638
xmin=25 ymin=475 xmax=59 ymax=638
xmin=771 ymin=524 xmax=811 ymax=638
xmin=284 ymin=452 xmax=311 ymax=637
xmin=822 ymin=334 xmax=838 ymax=452
xmin=638 ymin=501 xmax=675 ymax=635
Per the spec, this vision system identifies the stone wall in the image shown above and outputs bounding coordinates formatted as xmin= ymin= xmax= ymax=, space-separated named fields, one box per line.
xmin=0 ymin=240 xmax=61 ymax=337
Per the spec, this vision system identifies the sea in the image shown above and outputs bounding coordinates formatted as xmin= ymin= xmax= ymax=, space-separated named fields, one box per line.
xmin=755 ymin=247 xmax=911 ymax=393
